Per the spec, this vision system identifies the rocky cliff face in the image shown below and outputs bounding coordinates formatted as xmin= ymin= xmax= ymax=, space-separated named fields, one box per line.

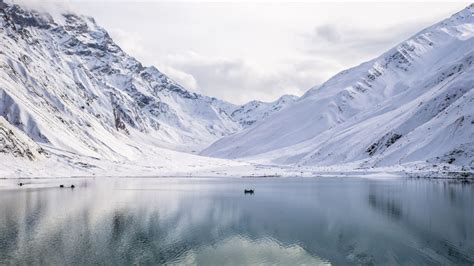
xmin=0 ymin=116 xmax=43 ymax=160
xmin=0 ymin=1 xmax=294 ymax=160
xmin=0 ymin=1 xmax=245 ymax=159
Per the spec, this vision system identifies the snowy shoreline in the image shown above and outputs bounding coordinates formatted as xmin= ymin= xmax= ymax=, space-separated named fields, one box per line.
xmin=1 ymin=154 xmax=472 ymax=180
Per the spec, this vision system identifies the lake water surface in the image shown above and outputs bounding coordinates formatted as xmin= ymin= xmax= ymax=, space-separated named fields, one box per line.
xmin=0 ymin=177 xmax=473 ymax=265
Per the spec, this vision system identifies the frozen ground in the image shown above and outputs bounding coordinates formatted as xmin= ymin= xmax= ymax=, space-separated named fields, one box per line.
xmin=1 ymin=150 xmax=472 ymax=180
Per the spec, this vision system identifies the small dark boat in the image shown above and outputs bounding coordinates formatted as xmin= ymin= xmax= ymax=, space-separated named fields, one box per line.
xmin=18 ymin=182 xmax=24 ymax=186
xmin=70 ymin=185 xmax=75 ymax=189
xmin=244 ymin=189 xmax=254 ymax=194
xmin=59 ymin=185 xmax=64 ymax=188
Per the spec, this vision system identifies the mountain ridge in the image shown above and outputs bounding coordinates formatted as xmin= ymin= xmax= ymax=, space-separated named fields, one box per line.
xmin=203 ymin=4 xmax=474 ymax=169
xmin=0 ymin=0 xmax=294 ymax=161
xmin=0 ymin=1 xmax=472 ymax=176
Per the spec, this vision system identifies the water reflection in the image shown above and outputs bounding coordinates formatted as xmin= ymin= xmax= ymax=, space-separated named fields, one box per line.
xmin=0 ymin=178 xmax=473 ymax=265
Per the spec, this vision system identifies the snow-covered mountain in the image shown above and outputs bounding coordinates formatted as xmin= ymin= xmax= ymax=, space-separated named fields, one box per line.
xmin=0 ymin=1 xmax=238 ymax=158
xmin=203 ymin=4 xmax=474 ymax=169
xmin=1 ymin=1 xmax=472 ymax=176
xmin=0 ymin=1 xmax=294 ymax=162
xmin=230 ymin=95 xmax=297 ymax=128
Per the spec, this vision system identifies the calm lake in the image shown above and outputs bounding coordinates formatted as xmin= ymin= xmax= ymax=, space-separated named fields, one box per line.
xmin=0 ymin=177 xmax=473 ymax=265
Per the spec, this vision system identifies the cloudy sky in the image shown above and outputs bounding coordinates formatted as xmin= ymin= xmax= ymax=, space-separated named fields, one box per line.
xmin=14 ymin=0 xmax=470 ymax=104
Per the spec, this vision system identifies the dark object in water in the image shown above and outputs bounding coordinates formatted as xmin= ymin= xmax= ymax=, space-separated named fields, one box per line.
xmin=244 ymin=189 xmax=254 ymax=194
xmin=70 ymin=185 xmax=75 ymax=189
xmin=18 ymin=182 xmax=24 ymax=186
xmin=59 ymin=185 xmax=64 ymax=188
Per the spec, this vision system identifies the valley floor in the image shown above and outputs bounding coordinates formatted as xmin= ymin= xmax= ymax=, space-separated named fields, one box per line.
xmin=1 ymin=147 xmax=472 ymax=180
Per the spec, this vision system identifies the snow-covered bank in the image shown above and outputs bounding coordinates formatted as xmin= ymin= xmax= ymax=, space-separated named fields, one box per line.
xmin=1 ymin=151 xmax=472 ymax=180
xmin=0 ymin=145 xmax=248 ymax=178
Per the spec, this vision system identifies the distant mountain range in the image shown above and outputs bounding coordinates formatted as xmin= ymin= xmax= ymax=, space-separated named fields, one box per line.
xmin=0 ymin=1 xmax=472 ymax=174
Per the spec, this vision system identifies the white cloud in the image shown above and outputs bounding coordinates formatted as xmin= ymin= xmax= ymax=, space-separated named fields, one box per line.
xmin=157 ymin=64 xmax=199 ymax=92
xmin=295 ymin=20 xmax=433 ymax=81
xmin=157 ymin=51 xmax=318 ymax=104
xmin=6 ymin=0 xmax=72 ymax=18
xmin=108 ymin=28 xmax=148 ymax=60
xmin=302 ymin=21 xmax=429 ymax=56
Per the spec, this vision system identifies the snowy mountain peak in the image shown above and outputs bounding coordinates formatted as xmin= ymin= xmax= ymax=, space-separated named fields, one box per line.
xmin=230 ymin=94 xmax=298 ymax=127
xmin=0 ymin=2 xmax=54 ymax=29
xmin=0 ymin=1 xmax=293 ymax=160
xmin=0 ymin=1 xmax=233 ymax=157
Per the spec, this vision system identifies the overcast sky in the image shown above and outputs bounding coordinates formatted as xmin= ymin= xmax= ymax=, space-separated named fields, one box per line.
xmin=13 ymin=0 xmax=470 ymax=104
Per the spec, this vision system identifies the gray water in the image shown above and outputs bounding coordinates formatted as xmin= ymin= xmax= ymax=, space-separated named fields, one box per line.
xmin=0 ymin=177 xmax=473 ymax=265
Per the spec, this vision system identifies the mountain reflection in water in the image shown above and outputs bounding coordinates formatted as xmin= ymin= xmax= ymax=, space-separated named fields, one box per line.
xmin=0 ymin=177 xmax=473 ymax=265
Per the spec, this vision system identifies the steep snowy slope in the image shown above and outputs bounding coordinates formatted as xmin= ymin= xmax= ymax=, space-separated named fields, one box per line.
xmin=0 ymin=1 xmax=245 ymax=159
xmin=203 ymin=4 xmax=474 ymax=168
xmin=0 ymin=1 xmax=298 ymax=160
xmin=231 ymin=95 xmax=297 ymax=128
xmin=0 ymin=116 xmax=43 ymax=160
